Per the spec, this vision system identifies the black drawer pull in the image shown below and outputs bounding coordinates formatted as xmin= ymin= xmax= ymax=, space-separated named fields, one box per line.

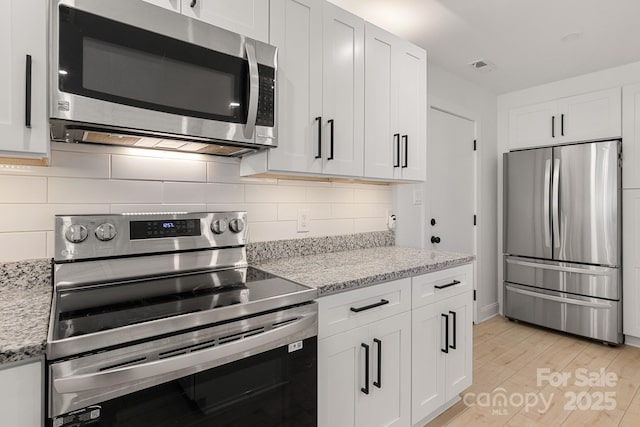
xmin=434 ymin=280 xmax=460 ymax=290
xmin=393 ymin=133 xmax=400 ymax=167
xmin=551 ymin=116 xmax=555 ymax=138
xmin=350 ymin=299 xmax=389 ymax=313
xmin=361 ymin=343 xmax=370 ymax=395
xmin=25 ymin=55 xmax=32 ymax=128
xmin=373 ymin=338 xmax=382 ymax=389
xmin=402 ymin=135 xmax=408 ymax=168
xmin=449 ymin=310 xmax=457 ymax=350
xmin=441 ymin=313 xmax=449 ymax=353
xmin=327 ymin=119 xmax=334 ymax=160
xmin=315 ymin=116 xmax=322 ymax=159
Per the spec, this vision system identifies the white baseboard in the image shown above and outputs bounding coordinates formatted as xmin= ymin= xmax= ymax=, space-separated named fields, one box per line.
xmin=412 ymin=395 xmax=461 ymax=427
xmin=624 ymin=335 xmax=640 ymax=348
xmin=477 ymin=302 xmax=499 ymax=322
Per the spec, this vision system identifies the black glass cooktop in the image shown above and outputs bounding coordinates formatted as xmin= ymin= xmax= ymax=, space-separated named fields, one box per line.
xmin=53 ymin=267 xmax=311 ymax=341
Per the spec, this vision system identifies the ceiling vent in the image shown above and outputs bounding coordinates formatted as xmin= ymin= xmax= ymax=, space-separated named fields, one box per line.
xmin=469 ymin=59 xmax=495 ymax=72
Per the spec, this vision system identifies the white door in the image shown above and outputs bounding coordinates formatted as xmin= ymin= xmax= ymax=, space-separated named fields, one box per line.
xmin=321 ymin=2 xmax=364 ymax=177
xmin=366 ymin=312 xmax=411 ymax=427
xmin=268 ymin=0 xmax=323 ymax=174
xmin=508 ymin=100 xmax=557 ymax=150
xmin=427 ymin=108 xmax=475 ymax=255
xmin=558 ymin=87 xmax=621 ymax=143
xmin=0 ymin=0 xmax=48 ymax=159
xmin=443 ymin=293 xmax=473 ymax=400
xmin=411 ymin=301 xmax=446 ymax=424
xmin=141 ymin=0 xmax=181 ymax=12
xmin=182 ymin=0 xmax=270 ymax=42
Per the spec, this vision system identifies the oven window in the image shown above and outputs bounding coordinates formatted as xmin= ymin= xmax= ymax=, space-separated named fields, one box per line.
xmin=58 ymin=5 xmax=248 ymax=123
xmin=49 ymin=337 xmax=317 ymax=427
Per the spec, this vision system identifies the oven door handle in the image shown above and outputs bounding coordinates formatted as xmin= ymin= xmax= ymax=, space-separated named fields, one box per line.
xmin=53 ymin=313 xmax=316 ymax=394
xmin=243 ymin=40 xmax=260 ymax=139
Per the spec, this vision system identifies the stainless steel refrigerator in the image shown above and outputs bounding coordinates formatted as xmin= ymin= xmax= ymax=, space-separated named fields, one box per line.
xmin=503 ymin=139 xmax=622 ymax=344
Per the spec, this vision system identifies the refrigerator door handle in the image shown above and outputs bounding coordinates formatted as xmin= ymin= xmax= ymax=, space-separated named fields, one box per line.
xmin=552 ymin=159 xmax=561 ymax=248
xmin=505 ymin=285 xmax=613 ymax=309
xmin=505 ymin=258 xmax=615 ymax=275
xmin=543 ymin=159 xmax=551 ymax=248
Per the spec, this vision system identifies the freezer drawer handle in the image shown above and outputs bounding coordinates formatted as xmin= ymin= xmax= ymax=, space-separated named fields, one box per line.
xmin=505 ymin=258 xmax=613 ymax=275
xmin=506 ymin=285 xmax=613 ymax=309
xmin=350 ymin=299 xmax=389 ymax=313
xmin=361 ymin=343 xmax=370 ymax=395
xmin=434 ymin=280 xmax=460 ymax=290
xmin=441 ymin=313 xmax=449 ymax=353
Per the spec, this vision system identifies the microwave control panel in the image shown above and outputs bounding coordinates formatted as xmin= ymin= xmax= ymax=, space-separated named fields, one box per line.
xmin=256 ymin=65 xmax=275 ymax=127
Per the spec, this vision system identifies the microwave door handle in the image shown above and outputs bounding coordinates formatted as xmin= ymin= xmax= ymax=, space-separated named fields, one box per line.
xmin=243 ymin=40 xmax=259 ymax=139
xmin=53 ymin=313 xmax=316 ymax=394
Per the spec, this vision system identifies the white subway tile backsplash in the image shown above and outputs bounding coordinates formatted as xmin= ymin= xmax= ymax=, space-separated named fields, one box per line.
xmin=206 ymin=204 xmax=278 ymax=222
xmin=0 ymin=176 xmax=47 ymax=203
xmin=306 ymin=187 xmax=355 ymax=203
xmin=204 ymin=183 xmax=244 ymax=204
xmin=112 ymin=155 xmax=207 ymax=182
xmin=355 ymin=217 xmax=388 ymax=233
xmin=354 ymin=188 xmax=392 ymax=203
xmin=0 ymin=204 xmax=110 ymax=232
xmin=207 ymin=160 xmax=242 ymax=183
xmin=331 ymin=203 xmax=391 ymax=219
xmin=277 ymin=204 xmax=332 ymax=221
xmin=247 ymin=221 xmax=298 ymax=242
xmin=245 ymin=184 xmax=306 ymax=203
xmin=308 ymin=219 xmax=355 ymax=237
xmin=49 ymin=150 xmax=111 ymax=178
xmin=277 ymin=179 xmax=331 ymax=187
xmin=162 ymin=182 xmax=244 ymax=204
xmin=48 ymin=178 xmax=163 ymax=203
xmin=110 ymin=204 xmax=206 ymax=214
xmin=0 ymin=232 xmax=47 ymax=262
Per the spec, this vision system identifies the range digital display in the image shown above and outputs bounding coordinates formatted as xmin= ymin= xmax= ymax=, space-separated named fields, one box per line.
xmin=130 ymin=219 xmax=201 ymax=240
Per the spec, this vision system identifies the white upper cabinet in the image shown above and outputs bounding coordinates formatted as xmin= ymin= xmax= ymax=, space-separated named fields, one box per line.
xmin=623 ymin=83 xmax=640 ymax=189
xmin=364 ymin=24 xmax=426 ymax=181
xmin=320 ymin=2 xmax=364 ymax=177
xmin=0 ymin=0 xmax=48 ymax=161
xmin=508 ymin=87 xmax=621 ymax=150
xmin=141 ymin=0 xmax=181 ymax=12
xmin=182 ymin=0 xmax=270 ymax=43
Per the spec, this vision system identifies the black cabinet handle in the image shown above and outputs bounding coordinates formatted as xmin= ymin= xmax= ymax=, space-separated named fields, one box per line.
xmin=315 ymin=116 xmax=322 ymax=159
xmin=361 ymin=343 xmax=370 ymax=395
xmin=327 ymin=119 xmax=334 ymax=160
xmin=393 ymin=134 xmax=400 ymax=167
xmin=190 ymin=0 xmax=197 ymax=7
xmin=373 ymin=338 xmax=382 ymax=389
xmin=25 ymin=55 xmax=32 ymax=128
xmin=561 ymin=113 xmax=564 ymax=136
xmin=402 ymin=135 xmax=408 ymax=168
xmin=441 ymin=313 xmax=449 ymax=353
xmin=430 ymin=236 xmax=441 ymax=244
xmin=350 ymin=299 xmax=389 ymax=313
xmin=434 ymin=280 xmax=460 ymax=290
xmin=449 ymin=310 xmax=457 ymax=350
xmin=551 ymin=116 xmax=555 ymax=138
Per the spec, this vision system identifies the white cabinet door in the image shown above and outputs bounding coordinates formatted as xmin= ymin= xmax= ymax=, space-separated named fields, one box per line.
xmin=267 ymin=0 xmax=323 ymax=174
xmin=321 ymin=2 xmax=364 ymax=177
xmin=318 ymin=323 xmax=368 ymax=427
xmin=558 ymin=87 xmax=621 ymax=143
xmin=443 ymin=292 xmax=473 ymax=400
xmin=366 ymin=311 xmax=411 ymax=427
xmin=364 ymin=24 xmax=397 ymax=180
xmin=395 ymin=40 xmax=427 ymax=181
xmin=508 ymin=100 xmax=558 ymax=150
xmin=623 ymin=190 xmax=640 ymax=337
xmin=0 ymin=0 xmax=48 ymax=160
xmin=411 ymin=301 xmax=446 ymax=424
xmin=0 ymin=360 xmax=42 ymax=427
xmin=623 ymin=83 xmax=640 ymax=189
xmin=182 ymin=0 xmax=269 ymax=42
xmin=141 ymin=0 xmax=181 ymax=12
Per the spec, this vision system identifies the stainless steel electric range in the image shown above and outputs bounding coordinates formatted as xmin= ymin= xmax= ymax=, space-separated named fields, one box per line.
xmin=46 ymin=212 xmax=317 ymax=427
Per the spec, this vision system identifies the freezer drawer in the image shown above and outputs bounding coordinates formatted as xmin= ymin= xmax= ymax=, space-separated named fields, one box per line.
xmin=504 ymin=283 xmax=622 ymax=344
xmin=504 ymin=256 xmax=620 ymax=300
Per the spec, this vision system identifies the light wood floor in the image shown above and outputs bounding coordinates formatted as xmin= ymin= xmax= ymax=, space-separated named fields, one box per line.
xmin=427 ymin=316 xmax=640 ymax=427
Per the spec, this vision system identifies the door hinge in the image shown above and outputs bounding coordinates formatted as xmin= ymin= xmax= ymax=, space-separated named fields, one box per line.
xmin=473 ymin=140 xmax=477 ymax=151
xmin=473 ymin=290 xmax=477 ymax=301
xmin=473 ymin=214 xmax=477 ymax=226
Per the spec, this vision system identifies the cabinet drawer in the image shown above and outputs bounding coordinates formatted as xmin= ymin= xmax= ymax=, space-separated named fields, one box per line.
xmin=318 ymin=278 xmax=411 ymax=339
xmin=412 ymin=264 xmax=473 ymax=309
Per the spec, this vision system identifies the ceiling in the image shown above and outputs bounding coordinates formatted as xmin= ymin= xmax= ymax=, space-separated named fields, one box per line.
xmin=329 ymin=0 xmax=640 ymax=94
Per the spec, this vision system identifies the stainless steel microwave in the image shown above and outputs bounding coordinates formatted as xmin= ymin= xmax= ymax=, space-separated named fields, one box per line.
xmin=49 ymin=0 xmax=277 ymax=156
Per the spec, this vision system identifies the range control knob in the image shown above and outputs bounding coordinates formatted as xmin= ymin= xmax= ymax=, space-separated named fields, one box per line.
xmin=229 ymin=218 xmax=245 ymax=233
xmin=95 ymin=223 xmax=117 ymax=241
xmin=211 ymin=219 xmax=228 ymax=234
xmin=65 ymin=224 xmax=88 ymax=243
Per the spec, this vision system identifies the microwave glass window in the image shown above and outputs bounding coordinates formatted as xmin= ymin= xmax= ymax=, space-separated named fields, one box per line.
xmin=58 ymin=5 xmax=248 ymax=123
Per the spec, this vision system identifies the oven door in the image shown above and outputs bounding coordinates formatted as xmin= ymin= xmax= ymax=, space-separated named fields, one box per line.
xmin=47 ymin=304 xmax=317 ymax=427
xmin=51 ymin=0 xmax=276 ymax=146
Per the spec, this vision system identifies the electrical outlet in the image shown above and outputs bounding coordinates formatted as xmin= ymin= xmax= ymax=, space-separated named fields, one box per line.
xmin=297 ymin=209 xmax=310 ymax=232
xmin=413 ymin=190 xmax=423 ymax=205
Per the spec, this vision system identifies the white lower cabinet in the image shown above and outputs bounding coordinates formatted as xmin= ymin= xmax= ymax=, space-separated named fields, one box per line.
xmin=318 ymin=311 xmax=411 ymax=427
xmin=0 ymin=359 xmax=43 ymax=427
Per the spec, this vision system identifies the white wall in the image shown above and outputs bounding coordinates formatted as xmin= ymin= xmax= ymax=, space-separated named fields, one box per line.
xmin=0 ymin=142 xmax=392 ymax=262
xmin=394 ymin=62 xmax=499 ymax=322
xmin=496 ymin=59 xmax=640 ymax=314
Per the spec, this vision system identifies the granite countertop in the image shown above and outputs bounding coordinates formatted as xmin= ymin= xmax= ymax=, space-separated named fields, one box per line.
xmin=254 ymin=246 xmax=475 ymax=296
xmin=0 ymin=259 xmax=51 ymax=364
